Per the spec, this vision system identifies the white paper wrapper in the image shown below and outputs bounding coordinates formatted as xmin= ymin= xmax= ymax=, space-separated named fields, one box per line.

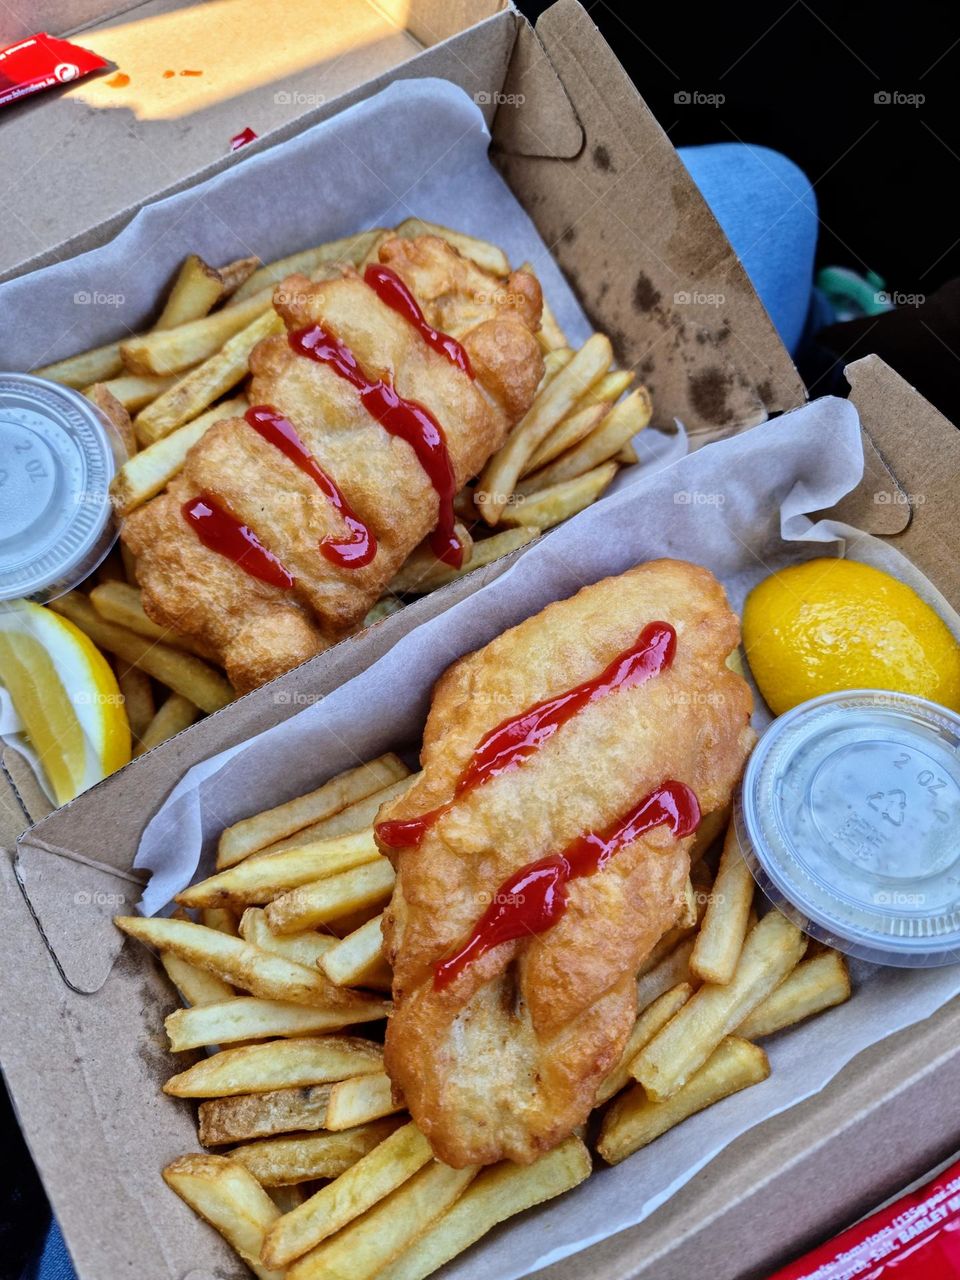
xmin=132 ymin=392 xmax=960 ymax=1278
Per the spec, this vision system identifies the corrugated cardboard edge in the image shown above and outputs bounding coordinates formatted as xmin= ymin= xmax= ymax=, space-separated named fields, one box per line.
xmin=494 ymin=0 xmax=806 ymax=431
xmin=843 ymin=354 xmax=960 ymax=602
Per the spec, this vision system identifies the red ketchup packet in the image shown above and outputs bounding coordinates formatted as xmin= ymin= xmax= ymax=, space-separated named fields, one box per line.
xmin=769 ymin=1159 xmax=960 ymax=1279
xmin=0 ymin=32 xmax=108 ymax=108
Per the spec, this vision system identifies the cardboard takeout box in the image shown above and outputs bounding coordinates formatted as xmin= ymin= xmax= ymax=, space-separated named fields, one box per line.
xmin=3 ymin=1 xmax=960 ymax=1278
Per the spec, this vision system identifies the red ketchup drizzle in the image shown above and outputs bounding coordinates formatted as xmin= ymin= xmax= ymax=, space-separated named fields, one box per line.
xmin=363 ymin=264 xmax=474 ymax=378
xmin=182 ymin=495 xmax=294 ymax=589
xmin=434 ymin=780 xmax=700 ymax=989
xmin=376 ymin=622 xmax=676 ymax=851
xmin=244 ymin=405 xmax=376 ymax=568
xmin=289 ymin=324 xmax=462 ymax=567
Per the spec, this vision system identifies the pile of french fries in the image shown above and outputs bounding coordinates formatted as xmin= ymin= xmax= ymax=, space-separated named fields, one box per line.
xmin=33 ymin=221 xmax=648 ymax=752
xmin=117 ymin=748 xmax=852 ymax=1279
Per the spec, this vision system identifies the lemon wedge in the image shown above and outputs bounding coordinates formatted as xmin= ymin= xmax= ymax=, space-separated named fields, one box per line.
xmin=743 ymin=559 xmax=960 ymax=716
xmin=0 ymin=599 xmax=131 ymax=805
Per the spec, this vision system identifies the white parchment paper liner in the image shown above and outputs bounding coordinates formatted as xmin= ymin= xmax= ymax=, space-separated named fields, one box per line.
xmin=133 ymin=395 xmax=960 ymax=1279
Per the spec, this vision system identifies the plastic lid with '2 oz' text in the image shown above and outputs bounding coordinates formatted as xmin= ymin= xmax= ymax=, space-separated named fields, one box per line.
xmin=736 ymin=689 xmax=960 ymax=967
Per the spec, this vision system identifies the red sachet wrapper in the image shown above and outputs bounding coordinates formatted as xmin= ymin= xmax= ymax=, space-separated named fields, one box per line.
xmin=769 ymin=1159 xmax=960 ymax=1279
xmin=0 ymin=32 xmax=108 ymax=108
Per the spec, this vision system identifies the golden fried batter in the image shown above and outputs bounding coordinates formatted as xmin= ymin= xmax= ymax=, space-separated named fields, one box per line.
xmin=122 ymin=237 xmax=543 ymax=692
xmin=377 ymin=560 xmax=755 ymax=1166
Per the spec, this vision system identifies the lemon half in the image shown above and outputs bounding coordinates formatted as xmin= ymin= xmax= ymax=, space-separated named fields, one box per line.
xmin=743 ymin=559 xmax=960 ymax=716
xmin=0 ymin=599 xmax=131 ymax=804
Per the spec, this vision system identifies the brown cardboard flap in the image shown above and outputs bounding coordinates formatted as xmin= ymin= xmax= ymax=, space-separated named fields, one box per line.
xmin=845 ymin=354 xmax=960 ymax=600
xmin=819 ymin=423 xmax=910 ymax=536
xmin=12 ymin=841 xmax=140 ymax=994
xmin=0 ymin=752 xmax=32 ymax=849
xmin=494 ymin=0 xmax=805 ymax=432
xmin=493 ymin=11 xmax=583 ymax=158
xmin=1 ymin=744 xmax=54 ymax=829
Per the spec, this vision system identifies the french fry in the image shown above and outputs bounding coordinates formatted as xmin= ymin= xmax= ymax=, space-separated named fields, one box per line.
xmin=165 ymin=993 xmax=387 ymax=1051
xmin=164 ymin=1035 xmax=383 ymax=1098
xmin=218 ymin=754 xmax=408 ymax=868
xmin=364 ymin=597 xmax=406 ymax=626
xmin=595 ymin=983 xmax=692 ymax=1105
xmin=179 ymin=829 xmax=381 ymax=910
xmin=632 ymin=911 xmax=806 ymax=1100
xmin=634 ymin=936 xmax=698 ymax=1013
xmin=231 ymin=1118 xmax=403 ymax=1186
xmin=502 ymin=461 xmax=617 ymax=531
xmin=34 ymin=340 xmax=123 ymax=388
xmin=377 ymin=1137 xmax=592 ymax=1280
xmin=477 ymin=333 xmax=612 ymax=523
xmin=393 ymin=218 xmax=509 ymax=276
xmin=269 ymin=1183 xmax=306 ymax=1214
xmin=287 ymin=1160 xmax=477 ymax=1280
xmin=540 ymin=347 xmax=574 ymax=383
xmin=636 ymin=885 xmax=706 ymax=978
xmin=675 ymin=875 xmax=700 ymax=929
xmin=736 ymin=951 xmax=851 ymax=1039
xmin=199 ymin=1084 xmax=332 ymax=1146
xmin=536 ymin=292 xmax=568 ymax=352
xmin=576 ymin=368 xmax=634 ymax=409
xmin=261 ymin=1122 xmax=433 ymax=1268
xmin=599 ymin=1037 xmax=770 ymax=1164
xmin=615 ymin=442 xmax=639 ymax=464
xmin=523 ymin=403 xmax=607 ymax=473
xmin=265 ymin=859 xmax=396 ymax=935
xmin=109 ymin=396 xmax=247 ymax=515
xmin=519 ymin=386 xmax=652 ymax=494
xmin=202 ymin=906 xmax=239 ymax=935
xmin=121 ymin=291 xmax=271 ymax=376
xmin=154 ymin=255 xmax=224 ymax=330
xmin=257 ymin=776 xmax=416 ymax=854
xmin=86 ymin=371 xmax=180 ymax=412
xmin=117 ymin=664 xmax=154 ymax=741
xmin=134 ymin=308 xmax=283 ymax=443
xmin=325 ymin=1072 xmax=404 ymax=1131
xmin=89 ymin=581 xmax=205 ymax=654
xmin=238 ymin=908 xmax=337 ymax=967
xmin=84 ymin=382 xmax=136 ymax=455
xmin=136 ymin=693 xmax=200 ymax=755
xmin=321 ymin=914 xmax=391 ymax=989
xmin=229 ymin=231 xmax=384 ymax=304
xmin=115 ymin=915 xmax=350 ymax=1008
xmin=218 ymin=255 xmax=261 ymax=298
xmin=386 ymin=523 xmax=474 ymax=595
xmin=162 ymin=1154 xmax=283 ymax=1280
xmin=387 ymin=526 xmax=540 ymax=596
xmin=160 ymin=950 xmax=235 ymax=1007
xmin=690 ymin=821 xmax=755 ymax=985
xmin=50 ymin=593 xmax=232 ymax=713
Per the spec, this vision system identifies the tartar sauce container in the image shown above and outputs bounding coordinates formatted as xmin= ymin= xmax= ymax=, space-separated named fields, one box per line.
xmin=737 ymin=689 xmax=960 ymax=966
xmin=0 ymin=373 xmax=127 ymax=602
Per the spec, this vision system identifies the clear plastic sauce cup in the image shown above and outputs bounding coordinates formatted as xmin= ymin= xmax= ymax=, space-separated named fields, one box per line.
xmin=0 ymin=373 xmax=127 ymax=602
xmin=737 ymin=689 xmax=960 ymax=967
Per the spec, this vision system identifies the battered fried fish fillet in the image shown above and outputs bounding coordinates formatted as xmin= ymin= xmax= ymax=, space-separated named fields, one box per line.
xmin=377 ymin=559 xmax=755 ymax=1167
xmin=122 ymin=236 xmax=543 ymax=692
